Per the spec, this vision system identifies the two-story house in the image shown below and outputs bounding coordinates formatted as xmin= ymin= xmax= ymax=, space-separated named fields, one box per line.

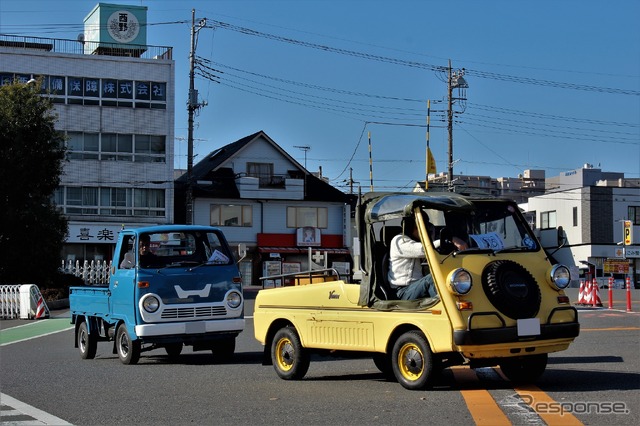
xmin=174 ymin=131 xmax=355 ymax=286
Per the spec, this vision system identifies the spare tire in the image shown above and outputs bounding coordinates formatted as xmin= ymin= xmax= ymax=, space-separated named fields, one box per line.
xmin=482 ymin=260 xmax=540 ymax=319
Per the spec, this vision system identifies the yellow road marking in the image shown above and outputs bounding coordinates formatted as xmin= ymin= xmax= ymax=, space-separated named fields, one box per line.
xmin=513 ymin=384 xmax=583 ymax=426
xmin=451 ymin=367 xmax=510 ymax=426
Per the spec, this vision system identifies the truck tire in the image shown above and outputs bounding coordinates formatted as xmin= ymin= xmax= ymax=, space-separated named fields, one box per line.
xmin=391 ymin=330 xmax=433 ymax=390
xmin=271 ymin=326 xmax=310 ymax=380
xmin=116 ymin=324 xmax=141 ymax=365
xmin=211 ymin=338 xmax=235 ymax=363
xmin=78 ymin=321 xmax=97 ymax=360
xmin=500 ymin=353 xmax=548 ymax=383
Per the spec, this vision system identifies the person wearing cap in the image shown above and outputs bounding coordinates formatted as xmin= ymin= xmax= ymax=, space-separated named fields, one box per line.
xmin=388 ymin=214 xmax=467 ymax=300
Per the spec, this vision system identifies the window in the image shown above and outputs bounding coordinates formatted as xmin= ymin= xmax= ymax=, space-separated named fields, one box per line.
xmin=210 ymin=204 xmax=252 ymax=227
xmin=56 ymin=186 xmax=165 ymax=218
xmin=67 ymin=132 xmax=161 ymax=162
xmin=247 ymin=162 xmax=273 ymax=187
xmin=629 ymin=206 xmax=640 ymax=225
xmin=287 ymin=207 xmax=328 ymax=228
xmin=573 ymin=206 xmax=578 ymax=227
xmin=134 ymin=189 xmax=165 ymax=216
xmin=540 ymin=211 xmax=557 ymax=230
xmin=135 ymin=135 xmax=166 ymax=162
xmin=102 ymin=134 xmax=132 ymax=161
xmin=67 ymin=132 xmax=99 ymax=160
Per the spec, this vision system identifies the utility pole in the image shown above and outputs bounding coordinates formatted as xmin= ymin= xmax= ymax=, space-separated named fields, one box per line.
xmin=186 ymin=9 xmax=207 ymax=224
xmin=446 ymin=59 xmax=468 ymax=192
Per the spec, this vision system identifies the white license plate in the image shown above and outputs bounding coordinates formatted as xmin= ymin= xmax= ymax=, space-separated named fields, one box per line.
xmin=517 ymin=318 xmax=540 ymax=336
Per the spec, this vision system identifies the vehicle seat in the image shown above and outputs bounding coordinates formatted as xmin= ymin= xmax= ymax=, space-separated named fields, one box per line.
xmin=375 ymin=226 xmax=402 ymax=300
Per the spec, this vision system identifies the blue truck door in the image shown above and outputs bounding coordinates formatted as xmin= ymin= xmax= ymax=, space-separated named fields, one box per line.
xmin=111 ymin=233 xmax=137 ymax=329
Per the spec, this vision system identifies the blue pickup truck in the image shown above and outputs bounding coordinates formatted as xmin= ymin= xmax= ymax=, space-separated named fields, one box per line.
xmin=69 ymin=225 xmax=244 ymax=364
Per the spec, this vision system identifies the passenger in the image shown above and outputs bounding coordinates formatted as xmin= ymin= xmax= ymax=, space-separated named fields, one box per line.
xmin=388 ymin=214 xmax=467 ymax=300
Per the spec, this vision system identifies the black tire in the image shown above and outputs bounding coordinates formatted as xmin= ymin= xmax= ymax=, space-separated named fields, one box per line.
xmin=391 ymin=330 xmax=433 ymax=390
xmin=372 ymin=353 xmax=395 ymax=381
xmin=482 ymin=260 xmax=541 ymax=319
xmin=77 ymin=321 xmax=97 ymax=360
xmin=211 ymin=338 xmax=235 ymax=363
xmin=116 ymin=324 xmax=141 ymax=365
xmin=165 ymin=343 xmax=183 ymax=360
xmin=271 ymin=326 xmax=310 ymax=380
xmin=500 ymin=353 xmax=548 ymax=384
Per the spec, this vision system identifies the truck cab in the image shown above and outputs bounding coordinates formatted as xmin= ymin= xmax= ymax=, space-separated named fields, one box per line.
xmin=70 ymin=225 xmax=244 ymax=364
xmin=254 ymin=192 xmax=579 ymax=389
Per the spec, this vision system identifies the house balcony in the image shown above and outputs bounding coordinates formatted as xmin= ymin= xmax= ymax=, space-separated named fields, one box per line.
xmin=236 ymin=174 xmax=305 ymax=200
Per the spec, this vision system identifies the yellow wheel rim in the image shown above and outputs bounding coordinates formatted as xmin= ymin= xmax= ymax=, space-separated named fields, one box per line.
xmin=275 ymin=337 xmax=294 ymax=372
xmin=398 ymin=342 xmax=424 ymax=381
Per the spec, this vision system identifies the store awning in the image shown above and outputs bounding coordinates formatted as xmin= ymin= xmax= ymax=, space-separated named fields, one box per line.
xmin=258 ymin=247 xmax=351 ymax=255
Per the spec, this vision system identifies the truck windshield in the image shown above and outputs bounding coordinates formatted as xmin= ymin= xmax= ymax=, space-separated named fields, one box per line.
xmin=139 ymin=231 xmax=232 ymax=269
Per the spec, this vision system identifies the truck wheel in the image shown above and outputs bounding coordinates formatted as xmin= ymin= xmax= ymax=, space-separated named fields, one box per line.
xmin=372 ymin=353 xmax=394 ymax=381
xmin=211 ymin=338 xmax=235 ymax=363
xmin=271 ymin=326 xmax=310 ymax=380
xmin=116 ymin=325 xmax=141 ymax=365
xmin=165 ymin=343 xmax=183 ymax=360
xmin=78 ymin=322 xmax=97 ymax=360
xmin=500 ymin=353 xmax=548 ymax=383
xmin=392 ymin=330 xmax=433 ymax=390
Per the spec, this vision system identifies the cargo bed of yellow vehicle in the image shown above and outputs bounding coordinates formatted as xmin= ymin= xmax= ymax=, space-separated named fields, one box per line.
xmin=254 ymin=192 xmax=579 ymax=390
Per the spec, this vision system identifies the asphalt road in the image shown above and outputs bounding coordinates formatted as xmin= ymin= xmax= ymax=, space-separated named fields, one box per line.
xmin=1 ymin=288 xmax=639 ymax=426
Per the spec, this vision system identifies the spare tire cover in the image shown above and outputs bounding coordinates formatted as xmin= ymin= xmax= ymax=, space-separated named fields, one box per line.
xmin=481 ymin=260 xmax=541 ymax=319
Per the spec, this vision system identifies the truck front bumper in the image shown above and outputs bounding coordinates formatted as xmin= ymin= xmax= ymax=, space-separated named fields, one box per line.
xmin=135 ymin=318 xmax=245 ymax=338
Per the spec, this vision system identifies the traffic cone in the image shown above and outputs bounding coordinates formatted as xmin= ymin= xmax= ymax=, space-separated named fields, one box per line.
xmin=577 ymin=279 xmax=587 ymax=305
xmin=583 ymin=279 xmax=593 ymax=305
xmin=591 ymin=278 xmax=603 ymax=307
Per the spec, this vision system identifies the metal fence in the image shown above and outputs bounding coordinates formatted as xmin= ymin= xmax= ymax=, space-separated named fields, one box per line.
xmin=0 ymin=34 xmax=172 ymax=60
xmin=61 ymin=260 xmax=112 ymax=286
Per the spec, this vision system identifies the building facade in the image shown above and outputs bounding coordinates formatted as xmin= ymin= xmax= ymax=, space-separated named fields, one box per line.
xmin=175 ymin=131 xmax=355 ymax=286
xmin=526 ymin=165 xmax=640 ymax=288
xmin=0 ymin=3 xmax=175 ymax=265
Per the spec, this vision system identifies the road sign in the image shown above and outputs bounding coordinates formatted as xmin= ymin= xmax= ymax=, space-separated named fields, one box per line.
xmin=625 ymin=247 xmax=640 ymax=258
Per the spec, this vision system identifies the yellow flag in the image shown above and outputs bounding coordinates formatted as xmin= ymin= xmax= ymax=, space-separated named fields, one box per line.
xmin=426 ymin=147 xmax=437 ymax=175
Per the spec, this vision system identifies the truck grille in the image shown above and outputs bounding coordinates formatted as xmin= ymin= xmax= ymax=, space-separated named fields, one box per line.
xmin=161 ymin=305 xmax=227 ymax=319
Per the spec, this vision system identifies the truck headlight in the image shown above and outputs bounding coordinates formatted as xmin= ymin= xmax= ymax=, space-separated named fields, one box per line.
xmin=226 ymin=291 xmax=242 ymax=309
xmin=142 ymin=295 xmax=160 ymax=313
xmin=549 ymin=264 xmax=571 ymax=290
xmin=448 ymin=268 xmax=472 ymax=295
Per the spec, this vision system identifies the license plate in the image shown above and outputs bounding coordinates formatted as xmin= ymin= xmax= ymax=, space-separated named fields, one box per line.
xmin=186 ymin=321 xmax=206 ymax=334
xmin=517 ymin=318 xmax=540 ymax=336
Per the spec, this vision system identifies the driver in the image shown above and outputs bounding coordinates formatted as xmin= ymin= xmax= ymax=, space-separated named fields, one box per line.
xmin=388 ymin=214 xmax=467 ymax=300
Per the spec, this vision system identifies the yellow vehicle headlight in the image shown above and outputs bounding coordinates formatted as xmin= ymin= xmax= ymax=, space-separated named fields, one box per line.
xmin=448 ymin=268 xmax=472 ymax=295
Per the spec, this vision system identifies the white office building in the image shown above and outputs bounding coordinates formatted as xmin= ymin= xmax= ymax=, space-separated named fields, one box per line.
xmin=0 ymin=3 xmax=175 ymax=264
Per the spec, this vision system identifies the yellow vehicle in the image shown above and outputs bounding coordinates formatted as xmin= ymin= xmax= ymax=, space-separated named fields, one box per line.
xmin=254 ymin=192 xmax=579 ymax=390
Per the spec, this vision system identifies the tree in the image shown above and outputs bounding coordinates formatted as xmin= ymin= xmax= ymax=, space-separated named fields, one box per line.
xmin=0 ymin=80 xmax=68 ymax=285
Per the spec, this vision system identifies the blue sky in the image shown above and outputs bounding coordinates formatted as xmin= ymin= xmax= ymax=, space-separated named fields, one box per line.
xmin=2 ymin=0 xmax=638 ymax=192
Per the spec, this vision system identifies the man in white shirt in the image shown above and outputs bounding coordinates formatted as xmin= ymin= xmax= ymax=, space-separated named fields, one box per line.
xmin=388 ymin=214 xmax=467 ymax=300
